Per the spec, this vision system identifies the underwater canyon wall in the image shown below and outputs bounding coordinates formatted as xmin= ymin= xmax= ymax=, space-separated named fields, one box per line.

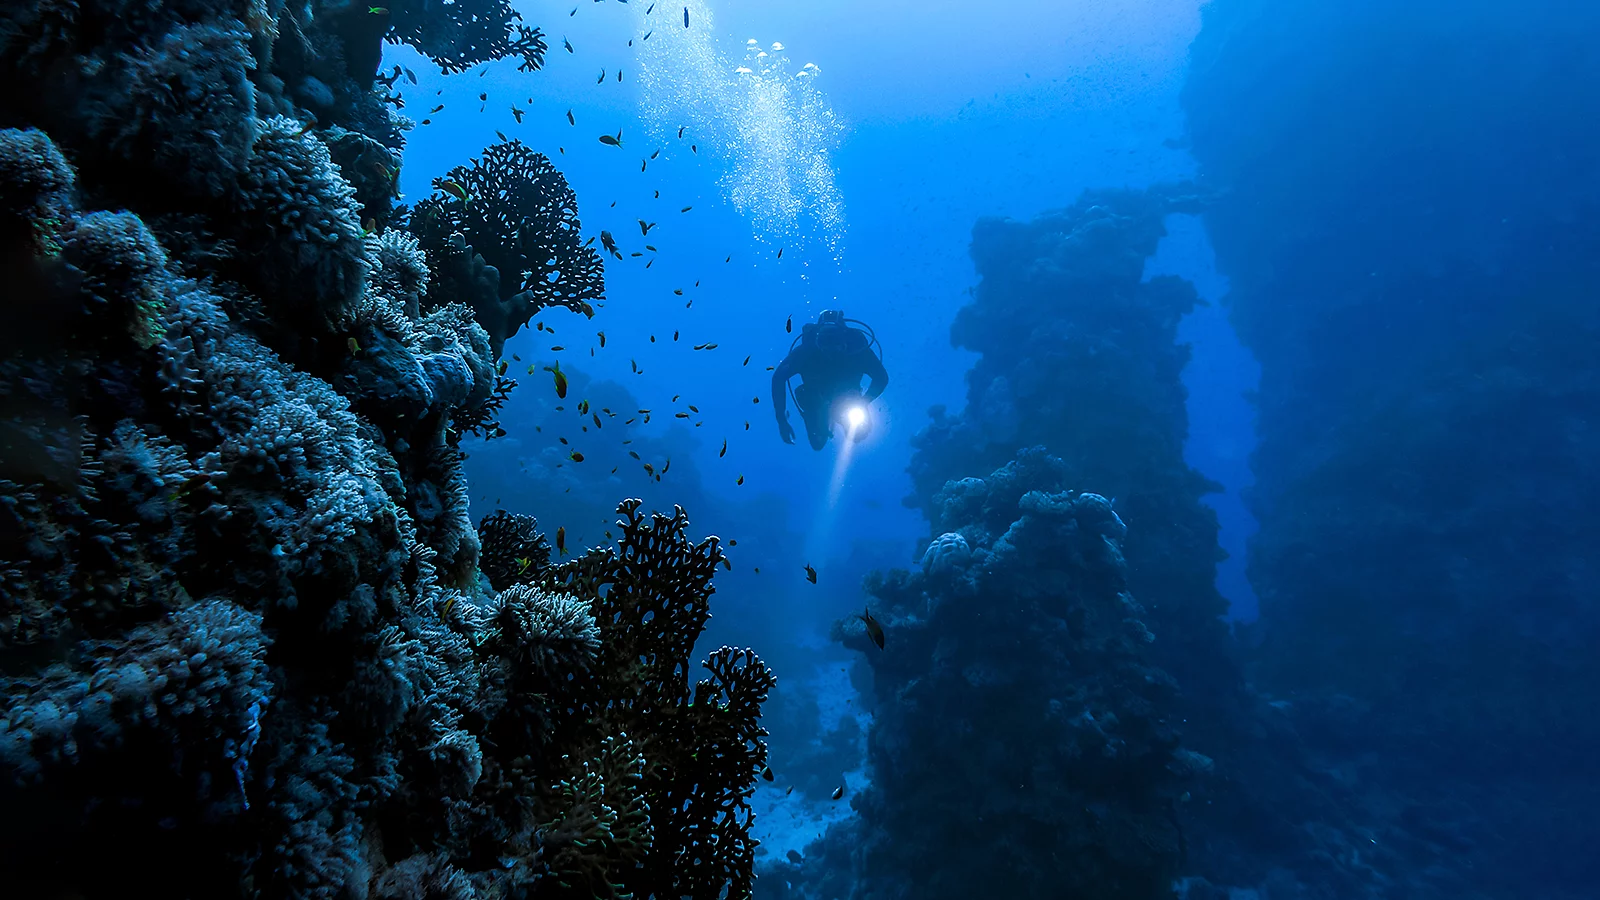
xmin=1183 ymin=1 xmax=1600 ymax=897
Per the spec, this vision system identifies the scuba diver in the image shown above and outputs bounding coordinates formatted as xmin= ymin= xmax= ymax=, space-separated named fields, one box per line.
xmin=772 ymin=310 xmax=888 ymax=450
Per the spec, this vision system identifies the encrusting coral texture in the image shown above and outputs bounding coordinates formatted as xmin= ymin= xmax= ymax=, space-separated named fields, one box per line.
xmin=0 ymin=1 xmax=772 ymax=898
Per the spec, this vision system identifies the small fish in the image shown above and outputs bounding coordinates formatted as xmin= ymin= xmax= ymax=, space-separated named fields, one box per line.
xmin=293 ymin=118 xmax=318 ymax=136
xmin=578 ymin=399 xmax=590 ymax=415
xmin=544 ymin=361 xmax=568 ymax=398
xmin=516 ymin=556 xmax=532 ymax=574
xmin=593 ymin=413 xmax=602 ymax=428
xmin=831 ymin=786 xmax=844 ymax=801
xmin=599 ymin=132 xmax=623 ymax=147
xmin=550 ymin=345 xmax=565 ymax=351
xmin=567 ymin=109 xmax=576 ymax=126
xmin=510 ymin=105 xmax=525 ymax=123
xmin=804 ymin=564 xmax=817 ymax=584
xmin=644 ymin=30 xmax=653 ymax=40
xmin=429 ymin=103 xmax=445 ymax=114
xmin=600 ymin=230 xmax=619 ymax=257
xmin=496 ymin=359 xmax=509 ymax=375
xmin=597 ymin=331 xmax=606 ymax=347
xmin=762 ymin=766 xmax=774 ymax=782
xmin=646 ymin=244 xmax=657 ymax=252
xmin=441 ymin=595 xmax=457 ymax=616
xmin=629 ymin=451 xmax=641 ymax=460
xmin=691 ymin=144 xmax=697 ymax=153
xmin=737 ymin=474 xmax=745 ymax=485
xmin=478 ymin=92 xmax=487 ymax=102
xmin=674 ymin=289 xmax=684 ymax=296
xmin=564 ymin=36 xmax=574 ymax=53
xmin=368 ymin=6 xmax=388 ymax=14
xmin=675 ymin=412 xmax=690 ymax=419
xmin=683 ymin=6 xmax=689 ymax=27
xmin=859 ymin=608 xmax=886 ymax=650
xmin=639 ymin=220 xmax=656 ymax=235
xmin=496 ymin=130 xmax=509 ymax=142
xmin=650 ymin=150 xmax=661 ymax=161
xmin=647 ymin=2 xmax=654 ymax=11
xmin=678 ymin=125 xmax=686 ymax=138
xmin=438 ymin=180 xmax=469 ymax=204
xmin=681 ymin=206 xmax=693 ymax=213
xmin=719 ymin=439 xmax=727 ymax=458
xmin=617 ymin=69 xmax=623 ymax=82
xmin=404 ymin=67 xmax=417 ymax=84
xmin=597 ymin=69 xmax=607 ymax=84
xmin=641 ymin=159 xmax=647 ymax=172
xmin=785 ymin=785 xmax=794 ymax=796
xmin=785 ymin=315 xmax=792 ymax=333
xmin=722 ymin=558 xmax=732 ymax=571
xmin=777 ymin=247 xmax=784 ymax=258
xmin=347 ymin=336 xmax=362 ymax=355
xmin=556 ymin=526 xmax=567 ymax=555
xmin=644 ymin=462 xmax=655 ymax=476
xmin=568 ymin=451 xmax=585 ymax=463
xmin=743 ymin=355 xmax=751 ymax=366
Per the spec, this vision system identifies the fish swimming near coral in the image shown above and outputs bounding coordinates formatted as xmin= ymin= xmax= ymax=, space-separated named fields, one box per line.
xmin=544 ymin=361 xmax=568 ymax=398
xmin=859 ymin=608 xmax=885 ymax=650
xmin=556 ymin=526 xmax=566 ymax=555
xmin=437 ymin=179 xmax=469 ymax=204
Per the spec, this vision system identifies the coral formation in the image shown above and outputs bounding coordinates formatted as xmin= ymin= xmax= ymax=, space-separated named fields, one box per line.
xmin=406 ymin=139 xmax=606 ymax=356
xmin=0 ymin=1 xmax=771 ymax=898
xmin=821 ymin=451 xmax=1196 ymax=900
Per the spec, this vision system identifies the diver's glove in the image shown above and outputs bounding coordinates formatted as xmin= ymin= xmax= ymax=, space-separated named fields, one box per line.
xmin=777 ymin=416 xmax=796 ymax=444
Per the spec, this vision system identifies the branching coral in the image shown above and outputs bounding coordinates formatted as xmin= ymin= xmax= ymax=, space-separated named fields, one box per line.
xmin=385 ymin=0 xmax=549 ymax=75
xmin=476 ymin=509 xmax=552 ymax=592
xmin=407 ymin=139 xmax=605 ymax=356
xmin=538 ymin=734 xmax=653 ymax=898
xmin=534 ymin=500 xmax=777 ymax=900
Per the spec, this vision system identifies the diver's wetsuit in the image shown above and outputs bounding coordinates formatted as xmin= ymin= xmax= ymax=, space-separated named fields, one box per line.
xmin=771 ymin=323 xmax=889 ymax=450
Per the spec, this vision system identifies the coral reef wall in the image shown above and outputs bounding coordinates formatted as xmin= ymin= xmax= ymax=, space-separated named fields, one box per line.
xmin=1183 ymin=1 xmax=1600 ymax=897
xmin=838 ymin=452 xmax=1201 ymax=900
xmin=0 ymin=2 xmax=768 ymax=898
xmin=906 ymin=188 xmax=1237 ymax=767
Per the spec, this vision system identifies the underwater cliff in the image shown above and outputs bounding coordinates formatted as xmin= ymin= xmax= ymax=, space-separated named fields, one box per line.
xmin=1183 ymin=0 xmax=1600 ymax=897
xmin=0 ymin=1 xmax=773 ymax=897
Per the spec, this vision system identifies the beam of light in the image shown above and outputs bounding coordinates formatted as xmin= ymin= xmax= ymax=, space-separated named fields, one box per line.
xmin=805 ymin=406 xmax=867 ymax=561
